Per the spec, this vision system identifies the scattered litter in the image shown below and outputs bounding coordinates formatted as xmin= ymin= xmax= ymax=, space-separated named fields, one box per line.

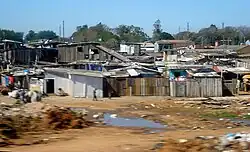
xmin=110 ymin=114 xmax=117 ymax=118
xmin=151 ymin=104 xmax=156 ymax=107
xmin=161 ymin=132 xmax=250 ymax=151
xmin=178 ymin=139 xmax=188 ymax=143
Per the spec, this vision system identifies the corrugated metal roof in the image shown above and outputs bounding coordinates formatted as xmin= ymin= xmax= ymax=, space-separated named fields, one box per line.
xmin=45 ymin=68 xmax=104 ymax=78
xmin=156 ymin=40 xmax=193 ymax=44
xmin=58 ymin=42 xmax=100 ymax=47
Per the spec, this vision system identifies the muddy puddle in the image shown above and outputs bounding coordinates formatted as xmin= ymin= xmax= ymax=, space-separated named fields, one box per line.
xmin=103 ymin=113 xmax=167 ymax=129
xmin=231 ymin=119 xmax=250 ymax=126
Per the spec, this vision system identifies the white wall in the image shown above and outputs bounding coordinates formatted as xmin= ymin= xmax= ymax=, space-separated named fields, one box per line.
xmin=45 ymin=73 xmax=103 ymax=98
xmin=71 ymin=75 xmax=103 ymax=98
xmin=45 ymin=73 xmax=73 ymax=95
xmin=119 ymin=44 xmax=135 ymax=55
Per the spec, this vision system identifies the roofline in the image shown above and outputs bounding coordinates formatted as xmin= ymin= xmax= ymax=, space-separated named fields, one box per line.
xmin=44 ymin=68 xmax=104 ymax=78
xmin=58 ymin=42 xmax=100 ymax=47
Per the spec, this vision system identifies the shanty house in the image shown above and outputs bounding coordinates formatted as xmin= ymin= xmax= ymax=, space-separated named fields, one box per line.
xmin=168 ymin=64 xmax=222 ymax=97
xmin=154 ymin=40 xmax=194 ymax=52
xmin=44 ymin=68 xmax=104 ymax=98
xmin=57 ymin=42 xmax=130 ymax=63
xmin=119 ymin=42 xmax=141 ymax=55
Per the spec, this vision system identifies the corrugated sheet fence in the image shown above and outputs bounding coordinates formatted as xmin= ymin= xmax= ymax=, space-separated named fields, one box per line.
xmin=170 ymin=77 xmax=222 ymax=97
xmin=105 ymin=78 xmax=170 ymax=96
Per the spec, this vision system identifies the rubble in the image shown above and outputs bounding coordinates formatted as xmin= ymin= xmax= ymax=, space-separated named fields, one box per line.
xmin=45 ymin=107 xmax=93 ymax=129
xmin=0 ymin=102 xmax=93 ymax=147
xmin=160 ymin=132 xmax=250 ymax=152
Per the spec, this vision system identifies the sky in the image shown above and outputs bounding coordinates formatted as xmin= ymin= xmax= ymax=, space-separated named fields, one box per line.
xmin=1 ymin=0 xmax=250 ymax=37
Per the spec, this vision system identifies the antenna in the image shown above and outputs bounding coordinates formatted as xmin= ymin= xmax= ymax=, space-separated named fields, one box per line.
xmin=187 ymin=22 xmax=190 ymax=32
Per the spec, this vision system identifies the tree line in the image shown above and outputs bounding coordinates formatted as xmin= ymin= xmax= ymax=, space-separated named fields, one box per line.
xmin=1 ymin=20 xmax=250 ymax=48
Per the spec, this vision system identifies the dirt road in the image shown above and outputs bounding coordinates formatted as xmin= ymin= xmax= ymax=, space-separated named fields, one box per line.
xmin=1 ymin=96 xmax=250 ymax=152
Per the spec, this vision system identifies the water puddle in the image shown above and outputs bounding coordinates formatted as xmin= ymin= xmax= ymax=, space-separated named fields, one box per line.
xmin=103 ymin=113 xmax=166 ymax=129
xmin=231 ymin=119 xmax=250 ymax=126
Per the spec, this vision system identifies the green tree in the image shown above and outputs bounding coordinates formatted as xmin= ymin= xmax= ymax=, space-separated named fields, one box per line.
xmin=160 ymin=32 xmax=174 ymax=40
xmin=25 ymin=30 xmax=58 ymax=42
xmin=152 ymin=19 xmax=174 ymax=41
xmin=152 ymin=19 xmax=162 ymax=41
xmin=25 ymin=30 xmax=37 ymax=41
xmin=36 ymin=30 xmax=58 ymax=40
xmin=0 ymin=29 xmax=24 ymax=42
xmin=115 ymin=25 xmax=148 ymax=42
xmin=72 ymin=23 xmax=120 ymax=49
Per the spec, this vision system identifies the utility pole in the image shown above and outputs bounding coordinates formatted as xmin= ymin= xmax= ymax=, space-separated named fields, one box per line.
xmin=62 ymin=20 xmax=65 ymax=39
xmin=59 ymin=24 xmax=62 ymax=41
xmin=222 ymin=22 xmax=225 ymax=45
xmin=187 ymin=22 xmax=190 ymax=32
xmin=201 ymin=36 xmax=204 ymax=47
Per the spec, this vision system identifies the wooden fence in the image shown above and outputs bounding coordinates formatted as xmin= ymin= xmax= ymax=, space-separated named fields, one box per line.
xmin=104 ymin=77 xmax=170 ymax=97
xmin=170 ymin=77 xmax=223 ymax=97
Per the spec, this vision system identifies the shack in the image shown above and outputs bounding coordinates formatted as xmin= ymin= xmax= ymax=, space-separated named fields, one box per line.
xmin=44 ymin=68 xmax=104 ymax=98
xmin=168 ymin=64 xmax=222 ymax=97
xmin=57 ymin=42 xmax=131 ymax=63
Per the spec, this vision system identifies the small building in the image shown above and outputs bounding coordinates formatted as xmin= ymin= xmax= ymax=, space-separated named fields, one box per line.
xmin=119 ymin=43 xmax=141 ymax=55
xmin=154 ymin=40 xmax=194 ymax=52
xmin=0 ymin=39 xmax=60 ymax=66
xmin=141 ymin=42 xmax=155 ymax=53
xmin=168 ymin=64 xmax=222 ymax=97
xmin=58 ymin=42 xmax=130 ymax=63
xmin=162 ymin=49 xmax=178 ymax=62
xmin=44 ymin=68 xmax=104 ymax=98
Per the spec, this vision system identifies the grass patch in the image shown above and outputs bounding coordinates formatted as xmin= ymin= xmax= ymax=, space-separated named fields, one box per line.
xmin=242 ymin=114 xmax=250 ymax=119
xmin=201 ymin=111 xmax=238 ymax=119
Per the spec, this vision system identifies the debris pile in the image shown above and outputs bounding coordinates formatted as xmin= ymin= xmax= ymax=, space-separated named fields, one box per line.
xmin=45 ymin=107 xmax=93 ymax=129
xmin=160 ymin=133 xmax=250 ymax=152
xmin=8 ymin=89 xmax=43 ymax=103
xmin=0 ymin=102 xmax=93 ymax=147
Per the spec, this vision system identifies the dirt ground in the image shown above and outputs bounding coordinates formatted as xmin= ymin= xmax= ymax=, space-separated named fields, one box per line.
xmin=1 ymin=96 xmax=250 ymax=152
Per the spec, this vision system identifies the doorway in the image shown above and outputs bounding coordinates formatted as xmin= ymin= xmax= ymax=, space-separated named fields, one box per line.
xmin=46 ymin=79 xmax=55 ymax=93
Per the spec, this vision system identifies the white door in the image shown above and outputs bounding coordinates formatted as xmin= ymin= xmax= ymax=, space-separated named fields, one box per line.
xmin=73 ymin=75 xmax=86 ymax=98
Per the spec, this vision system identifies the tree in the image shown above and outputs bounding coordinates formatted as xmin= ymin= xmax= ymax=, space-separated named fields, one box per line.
xmin=0 ymin=29 xmax=24 ymax=42
xmin=36 ymin=30 xmax=58 ymax=40
xmin=115 ymin=25 xmax=148 ymax=42
xmin=72 ymin=23 xmax=119 ymax=45
xmin=25 ymin=30 xmax=58 ymax=42
xmin=160 ymin=32 xmax=174 ymax=40
xmin=174 ymin=31 xmax=196 ymax=40
xmin=152 ymin=19 xmax=174 ymax=41
xmin=25 ymin=30 xmax=37 ymax=41
xmin=152 ymin=19 xmax=162 ymax=41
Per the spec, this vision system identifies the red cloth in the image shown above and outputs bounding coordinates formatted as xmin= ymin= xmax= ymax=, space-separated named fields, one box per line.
xmin=9 ymin=76 xmax=14 ymax=84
